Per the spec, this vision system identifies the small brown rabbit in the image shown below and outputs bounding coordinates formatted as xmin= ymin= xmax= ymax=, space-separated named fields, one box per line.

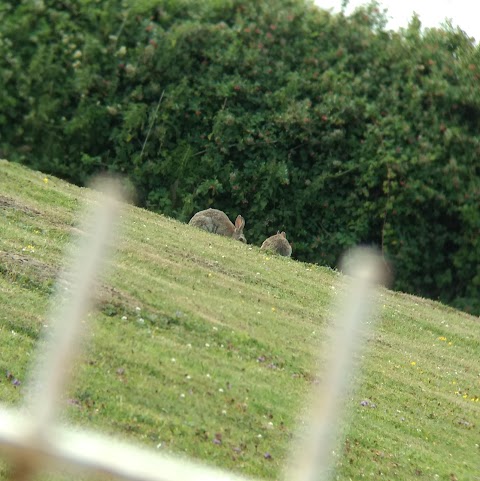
xmin=189 ymin=208 xmax=246 ymax=243
xmin=261 ymin=231 xmax=292 ymax=257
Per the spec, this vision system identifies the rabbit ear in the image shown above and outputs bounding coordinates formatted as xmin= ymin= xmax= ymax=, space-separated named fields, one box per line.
xmin=280 ymin=231 xmax=287 ymax=238
xmin=235 ymin=215 xmax=245 ymax=230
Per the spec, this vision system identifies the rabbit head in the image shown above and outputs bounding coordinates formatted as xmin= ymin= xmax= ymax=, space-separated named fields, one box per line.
xmin=232 ymin=215 xmax=246 ymax=243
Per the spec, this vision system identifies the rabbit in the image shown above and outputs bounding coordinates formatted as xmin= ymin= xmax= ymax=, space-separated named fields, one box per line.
xmin=188 ymin=208 xmax=246 ymax=243
xmin=261 ymin=231 xmax=292 ymax=257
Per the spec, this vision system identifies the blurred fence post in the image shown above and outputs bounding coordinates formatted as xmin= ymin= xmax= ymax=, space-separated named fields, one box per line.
xmin=0 ymin=180 xmax=386 ymax=481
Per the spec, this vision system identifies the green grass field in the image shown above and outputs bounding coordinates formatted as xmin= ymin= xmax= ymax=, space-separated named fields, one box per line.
xmin=0 ymin=159 xmax=479 ymax=480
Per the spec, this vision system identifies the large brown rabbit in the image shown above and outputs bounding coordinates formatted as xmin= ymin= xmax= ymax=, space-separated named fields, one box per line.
xmin=188 ymin=208 xmax=246 ymax=243
xmin=260 ymin=231 xmax=292 ymax=257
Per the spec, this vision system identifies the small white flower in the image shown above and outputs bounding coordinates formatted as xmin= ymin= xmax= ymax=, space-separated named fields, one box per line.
xmin=138 ymin=318 xmax=145 ymax=324
xmin=156 ymin=443 xmax=162 ymax=449
xmin=205 ymin=343 xmax=210 ymax=347
xmin=135 ymin=306 xmax=141 ymax=312
xmin=206 ymin=373 xmax=211 ymax=378
xmin=121 ymin=316 xmax=127 ymax=320
xmin=186 ymin=375 xmax=191 ymax=380
xmin=218 ymin=388 xmax=224 ymax=393
xmin=171 ymin=358 xmax=176 ymax=363
xmin=257 ymin=434 xmax=262 ymax=438
xmin=213 ymin=326 xmax=218 ymax=331
xmin=222 ymin=410 xmax=227 ymax=415
xmin=186 ymin=343 xmax=192 ymax=348
xmin=180 ymin=393 xmax=185 ymax=398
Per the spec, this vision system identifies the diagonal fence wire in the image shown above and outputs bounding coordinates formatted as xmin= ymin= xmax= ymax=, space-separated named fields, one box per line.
xmin=0 ymin=178 xmax=387 ymax=481
xmin=0 ymin=406 xmax=255 ymax=481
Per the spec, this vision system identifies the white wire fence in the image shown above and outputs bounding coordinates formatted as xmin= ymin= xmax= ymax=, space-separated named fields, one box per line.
xmin=0 ymin=181 xmax=387 ymax=481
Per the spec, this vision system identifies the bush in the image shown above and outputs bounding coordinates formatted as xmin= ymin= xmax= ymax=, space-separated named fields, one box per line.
xmin=1 ymin=0 xmax=479 ymax=314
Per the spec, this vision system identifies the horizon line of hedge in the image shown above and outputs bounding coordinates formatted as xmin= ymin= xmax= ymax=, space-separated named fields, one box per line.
xmin=1 ymin=0 xmax=479 ymax=314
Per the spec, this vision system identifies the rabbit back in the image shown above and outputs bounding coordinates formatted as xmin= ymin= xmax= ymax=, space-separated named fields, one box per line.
xmin=261 ymin=231 xmax=292 ymax=257
xmin=189 ymin=208 xmax=246 ymax=242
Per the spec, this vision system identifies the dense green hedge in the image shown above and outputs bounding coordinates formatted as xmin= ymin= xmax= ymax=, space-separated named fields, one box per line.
xmin=1 ymin=0 xmax=479 ymax=314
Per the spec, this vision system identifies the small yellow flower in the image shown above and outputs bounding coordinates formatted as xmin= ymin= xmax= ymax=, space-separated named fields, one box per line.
xmin=438 ymin=336 xmax=447 ymax=341
xmin=462 ymin=394 xmax=468 ymax=399
xmin=448 ymin=342 xmax=453 ymax=346
xmin=410 ymin=361 xmax=416 ymax=366
xmin=43 ymin=177 xmax=49 ymax=183
xmin=208 ymin=273 xmax=212 ymax=277
xmin=271 ymin=307 xmax=276 ymax=312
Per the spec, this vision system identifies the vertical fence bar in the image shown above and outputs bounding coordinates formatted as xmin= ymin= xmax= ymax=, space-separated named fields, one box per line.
xmin=287 ymin=248 xmax=387 ymax=481
xmin=10 ymin=180 xmax=125 ymax=480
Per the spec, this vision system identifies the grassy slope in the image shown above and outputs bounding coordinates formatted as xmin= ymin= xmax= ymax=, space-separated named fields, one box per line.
xmin=0 ymin=159 xmax=479 ymax=480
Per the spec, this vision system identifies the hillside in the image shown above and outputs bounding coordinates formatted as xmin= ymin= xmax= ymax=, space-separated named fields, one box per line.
xmin=0 ymin=159 xmax=479 ymax=480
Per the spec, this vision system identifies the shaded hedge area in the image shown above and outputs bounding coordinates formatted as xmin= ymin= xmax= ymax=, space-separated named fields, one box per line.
xmin=1 ymin=0 xmax=480 ymax=314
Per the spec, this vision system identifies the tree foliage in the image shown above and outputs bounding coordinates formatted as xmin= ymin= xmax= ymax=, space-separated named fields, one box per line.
xmin=1 ymin=0 xmax=479 ymax=313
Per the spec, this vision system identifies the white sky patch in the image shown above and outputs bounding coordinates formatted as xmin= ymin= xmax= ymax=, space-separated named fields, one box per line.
xmin=315 ymin=0 xmax=479 ymax=42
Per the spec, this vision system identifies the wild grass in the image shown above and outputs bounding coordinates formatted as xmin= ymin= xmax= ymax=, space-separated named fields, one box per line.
xmin=0 ymin=159 xmax=478 ymax=480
